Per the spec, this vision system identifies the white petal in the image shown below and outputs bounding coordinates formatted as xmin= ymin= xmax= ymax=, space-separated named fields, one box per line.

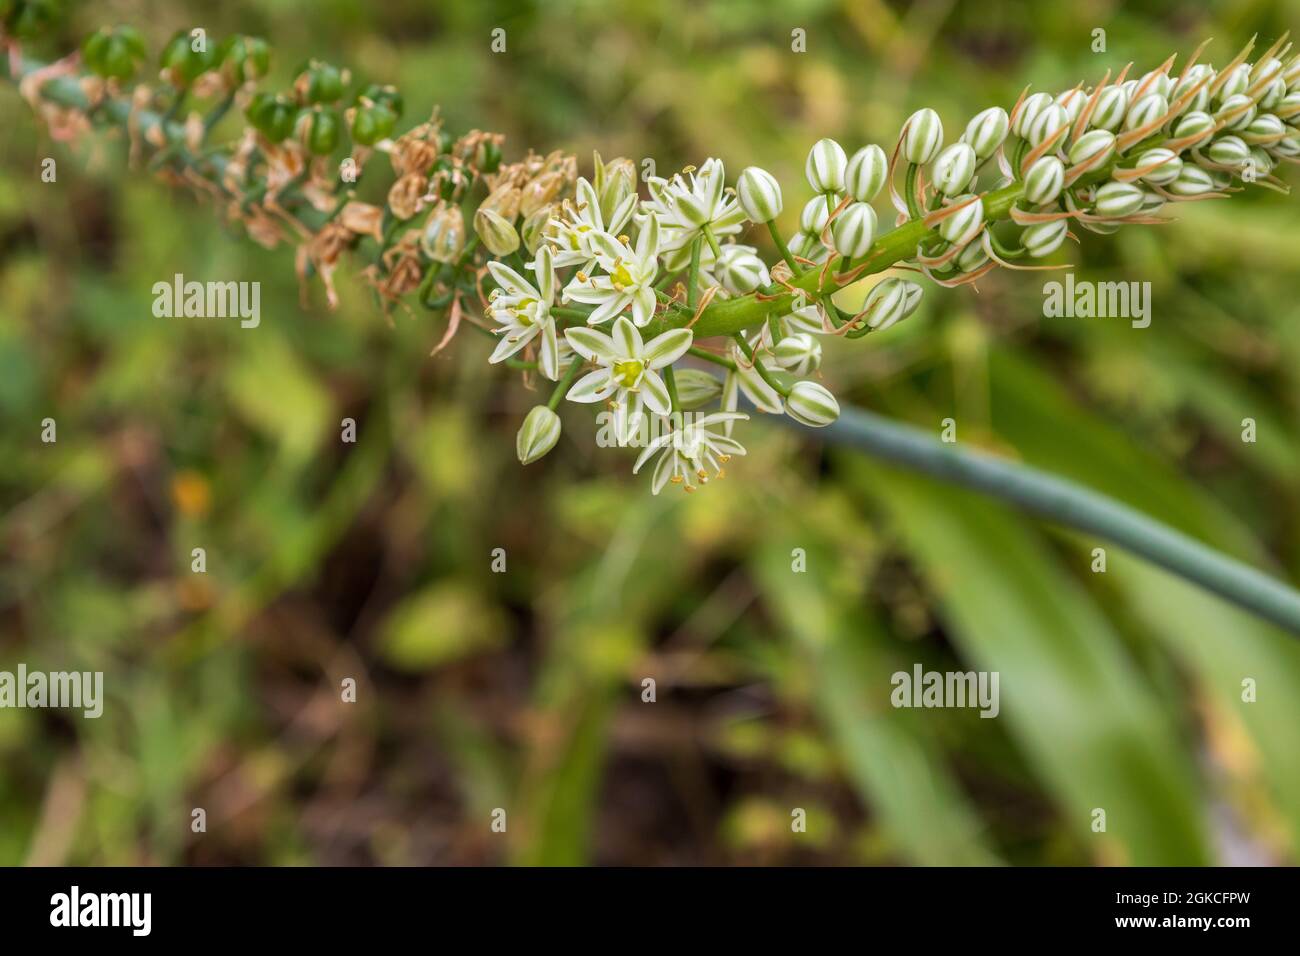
xmin=612 ymin=316 xmax=643 ymax=358
xmin=488 ymin=324 xmax=540 ymax=363
xmin=650 ymin=448 xmax=676 ymax=494
xmin=564 ymin=326 xmax=617 ymax=362
xmin=566 ymin=368 xmax=615 ymax=403
xmin=631 ymin=286 xmax=656 ymax=328
xmin=640 ymin=370 xmax=671 ymax=416
xmin=487 ymin=260 xmax=537 ymax=298
xmin=538 ymin=322 xmax=561 ymax=381
xmin=643 ymin=327 xmax=693 ymax=369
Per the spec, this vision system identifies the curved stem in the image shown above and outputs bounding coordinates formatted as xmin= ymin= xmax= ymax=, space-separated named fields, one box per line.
xmin=814 ymin=405 xmax=1300 ymax=636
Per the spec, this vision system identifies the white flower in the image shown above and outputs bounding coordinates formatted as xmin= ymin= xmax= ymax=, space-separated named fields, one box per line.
xmin=547 ymin=176 xmax=637 ymax=270
xmin=486 ymin=244 xmax=561 ymax=380
xmin=633 ymin=412 xmax=748 ymax=494
xmin=564 ymin=316 xmax=693 ymax=427
xmin=645 ymin=158 xmax=746 ymax=269
xmin=721 ymin=335 xmax=784 ymax=435
xmin=562 ymin=214 xmax=661 ymax=326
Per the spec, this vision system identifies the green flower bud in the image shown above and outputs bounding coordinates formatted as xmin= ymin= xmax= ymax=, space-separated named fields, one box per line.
xmin=1021 ymin=219 xmax=1069 ymax=258
xmin=1093 ymin=180 xmax=1145 ymax=218
xmin=713 ymin=245 xmax=769 ymax=295
xmin=1133 ymin=147 xmax=1182 ymax=185
xmin=1172 ymin=66 xmax=1213 ymax=114
xmin=421 ymin=204 xmax=466 ymax=263
xmin=1216 ymin=63 xmax=1251 ymax=102
xmin=1173 ymin=110 xmax=1215 ymax=145
xmin=961 ymin=107 xmax=1009 ymax=161
xmin=1013 ymin=92 xmax=1054 ymax=138
xmin=864 ymin=277 xmax=923 ymax=331
xmin=1274 ymin=90 xmax=1300 ymax=120
xmin=1216 ymin=94 xmax=1256 ymax=131
xmin=956 ymin=237 xmax=990 ymax=273
xmin=672 ymin=369 xmax=724 ymax=410
xmin=1026 ymin=104 xmax=1069 ymax=149
xmin=1067 ymin=129 xmax=1116 ymax=168
xmin=1272 ymin=135 xmax=1300 ymax=159
xmin=772 ymin=333 xmax=822 ymax=376
xmin=1138 ymin=70 xmax=1174 ymax=99
xmin=737 ymin=166 xmax=783 ymax=222
xmin=799 ymin=195 xmax=831 ymax=234
xmin=1207 ymin=134 xmax=1250 ymax=166
xmin=519 ymin=203 xmax=555 ymax=254
xmin=516 ymin=406 xmax=561 ymax=465
xmin=845 ymin=144 xmax=889 ymax=201
xmin=784 ymin=304 xmax=827 ymax=334
xmin=1056 ymin=89 xmax=1088 ymax=124
xmin=788 ymin=231 xmax=828 ymax=263
xmin=1023 ymin=156 xmax=1065 ymax=205
xmin=932 ymin=143 xmax=977 ymax=196
xmin=831 ymin=202 xmax=877 ymax=259
xmin=1090 ymin=86 xmax=1130 ymax=132
xmin=902 ymin=108 xmax=944 ymax=165
xmin=1242 ymin=113 xmax=1286 ymax=144
xmin=594 ymin=153 xmax=637 ymax=225
xmin=937 ymin=194 xmax=983 ymax=245
xmin=806 ymin=138 xmax=848 ymax=194
xmin=1166 ymin=165 xmax=1216 ymax=197
xmin=474 ymin=207 xmax=521 ymax=257
xmin=784 ymin=380 xmax=840 ymax=427
xmin=1248 ymin=147 xmax=1274 ymax=177
xmin=1138 ymin=187 xmax=1167 ymax=215
xmin=1124 ymin=93 xmax=1168 ymax=132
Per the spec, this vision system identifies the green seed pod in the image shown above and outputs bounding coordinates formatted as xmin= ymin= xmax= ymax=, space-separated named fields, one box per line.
xmin=359 ymin=84 xmax=404 ymax=118
xmin=1133 ymin=147 xmax=1182 ymax=185
xmin=1166 ymin=165 xmax=1217 ymax=196
xmin=931 ymin=143 xmax=977 ymax=196
xmin=831 ymin=202 xmax=877 ymax=258
xmin=478 ymin=139 xmax=503 ymax=173
xmin=772 ymin=332 xmax=822 ymax=376
xmin=1207 ymin=134 xmax=1250 ymax=166
xmin=806 ymin=138 xmax=848 ymax=194
xmin=1021 ymin=218 xmax=1069 ymax=258
xmin=1216 ymin=93 xmax=1256 ymax=131
xmin=1067 ymin=129 xmax=1116 ymax=168
xmin=1026 ymin=104 xmax=1069 ymax=149
xmin=902 ymin=108 xmax=944 ymax=165
xmin=83 ymin=27 xmax=147 ymax=81
xmin=159 ymin=29 xmax=217 ymax=86
xmin=784 ymin=380 xmax=840 ymax=427
xmin=1093 ymin=181 xmax=1145 ymax=218
xmin=1173 ymin=110 xmax=1216 ymax=146
xmin=799 ymin=195 xmax=831 ymax=235
xmin=218 ymin=35 xmax=271 ymax=86
xmin=1090 ymin=86 xmax=1130 ymax=132
xmin=937 ymin=195 xmax=984 ymax=245
xmin=864 ymin=277 xmax=924 ymax=331
xmin=845 ymin=144 xmax=889 ymax=202
xmin=300 ymin=60 xmax=345 ymax=104
xmin=1013 ymin=92 xmax=1054 ymax=138
xmin=1023 ymin=156 xmax=1065 ymax=205
xmin=1125 ymin=93 xmax=1168 ymax=132
xmin=961 ymin=107 xmax=1009 ymax=161
xmin=672 ymin=369 xmax=724 ymax=410
xmin=245 ymin=92 xmax=297 ymax=143
xmin=303 ymin=107 xmax=341 ymax=155
xmin=737 ymin=166 xmax=783 ymax=222
xmin=516 ymin=406 xmax=561 ymax=465
xmin=421 ymin=204 xmax=466 ymax=263
xmin=474 ymin=207 xmax=521 ymax=257
xmin=351 ymin=103 xmax=398 ymax=146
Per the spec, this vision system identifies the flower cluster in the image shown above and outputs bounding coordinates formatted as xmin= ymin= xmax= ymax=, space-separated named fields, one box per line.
xmin=7 ymin=15 xmax=1295 ymax=496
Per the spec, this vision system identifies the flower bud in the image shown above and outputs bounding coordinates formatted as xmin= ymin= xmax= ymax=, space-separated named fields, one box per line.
xmin=1172 ymin=66 xmax=1213 ymax=114
xmin=1057 ymin=89 xmax=1088 ymax=124
xmin=673 ymin=370 xmax=724 ymax=410
xmin=1090 ymin=86 xmax=1130 ymax=131
xmin=1025 ymin=104 xmax=1069 ymax=149
xmin=1173 ymin=110 xmax=1215 ymax=145
xmin=1216 ymin=94 xmax=1256 ymax=131
xmin=1279 ymin=91 xmax=1300 ymax=120
xmin=594 ymin=153 xmax=636 ymax=225
xmin=931 ymin=143 xmax=977 ymax=196
xmin=737 ymin=166 xmax=784 ymax=222
xmin=788 ymin=232 xmax=828 ymax=263
xmin=784 ymin=303 xmax=827 ymax=334
xmin=1124 ymin=93 xmax=1168 ymax=132
xmin=516 ymin=406 xmax=561 ymax=465
xmin=806 ymin=138 xmax=848 ymax=193
xmin=784 ymin=380 xmax=840 ymax=427
xmin=1021 ymin=219 xmax=1069 ymax=258
xmin=1138 ymin=70 xmax=1174 ymax=99
xmin=1067 ymin=129 xmax=1116 ymax=168
xmin=864 ymin=277 xmax=923 ymax=331
xmin=1133 ymin=147 xmax=1182 ymax=185
xmin=1259 ymin=76 xmax=1288 ymax=111
xmin=831 ymin=202 xmax=877 ymax=258
xmin=1284 ymin=55 xmax=1300 ymax=88
xmin=1272 ymin=135 xmax=1300 ymax=159
xmin=937 ymin=195 xmax=984 ymax=245
xmin=845 ymin=145 xmax=889 ymax=201
xmin=902 ymin=108 xmax=944 ymax=165
xmin=1207 ymin=134 xmax=1250 ymax=166
xmin=1248 ymin=147 xmax=1274 ymax=177
xmin=956 ymin=238 xmax=990 ymax=273
xmin=1023 ymin=156 xmax=1065 ymax=205
xmin=1166 ymin=165 xmax=1216 ymax=197
xmin=474 ymin=207 xmax=521 ymax=257
xmin=520 ymin=204 xmax=555 ymax=253
xmin=772 ymin=333 xmax=822 ymax=375
xmin=1093 ymin=181 xmax=1145 ymax=218
xmin=421 ymin=204 xmax=466 ymax=262
xmin=961 ymin=107 xmax=1009 ymax=160
xmin=799 ymin=195 xmax=831 ymax=235
xmin=1013 ymin=92 xmax=1054 ymax=138
xmin=714 ymin=245 xmax=769 ymax=295
xmin=1216 ymin=63 xmax=1251 ymax=102
xmin=1242 ymin=113 xmax=1286 ymax=144
xmin=1138 ymin=187 xmax=1167 ymax=215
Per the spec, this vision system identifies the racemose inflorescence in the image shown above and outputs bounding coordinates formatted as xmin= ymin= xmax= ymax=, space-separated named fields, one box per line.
xmin=6 ymin=10 xmax=1298 ymax=494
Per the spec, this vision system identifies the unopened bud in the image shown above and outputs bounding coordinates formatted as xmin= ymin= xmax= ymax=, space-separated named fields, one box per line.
xmin=516 ymin=406 xmax=561 ymax=465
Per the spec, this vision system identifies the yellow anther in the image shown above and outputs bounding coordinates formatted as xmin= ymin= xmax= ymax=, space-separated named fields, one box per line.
xmin=718 ymin=454 xmax=732 ymax=463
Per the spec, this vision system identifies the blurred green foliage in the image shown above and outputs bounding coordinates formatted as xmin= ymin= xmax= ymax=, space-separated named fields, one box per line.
xmin=2 ymin=0 xmax=1299 ymax=865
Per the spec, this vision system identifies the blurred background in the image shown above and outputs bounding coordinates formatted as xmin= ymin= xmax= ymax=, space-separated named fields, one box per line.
xmin=2 ymin=0 xmax=1299 ymax=866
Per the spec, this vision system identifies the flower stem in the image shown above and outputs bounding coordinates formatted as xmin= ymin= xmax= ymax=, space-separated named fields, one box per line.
xmin=766 ymin=219 xmax=800 ymax=275
xmin=732 ymin=333 xmax=789 ymax=397
xmin=688 ymin=346 xmax=736 ymax=371
xmin=548 ymin=357 xmax=584 ymax=410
